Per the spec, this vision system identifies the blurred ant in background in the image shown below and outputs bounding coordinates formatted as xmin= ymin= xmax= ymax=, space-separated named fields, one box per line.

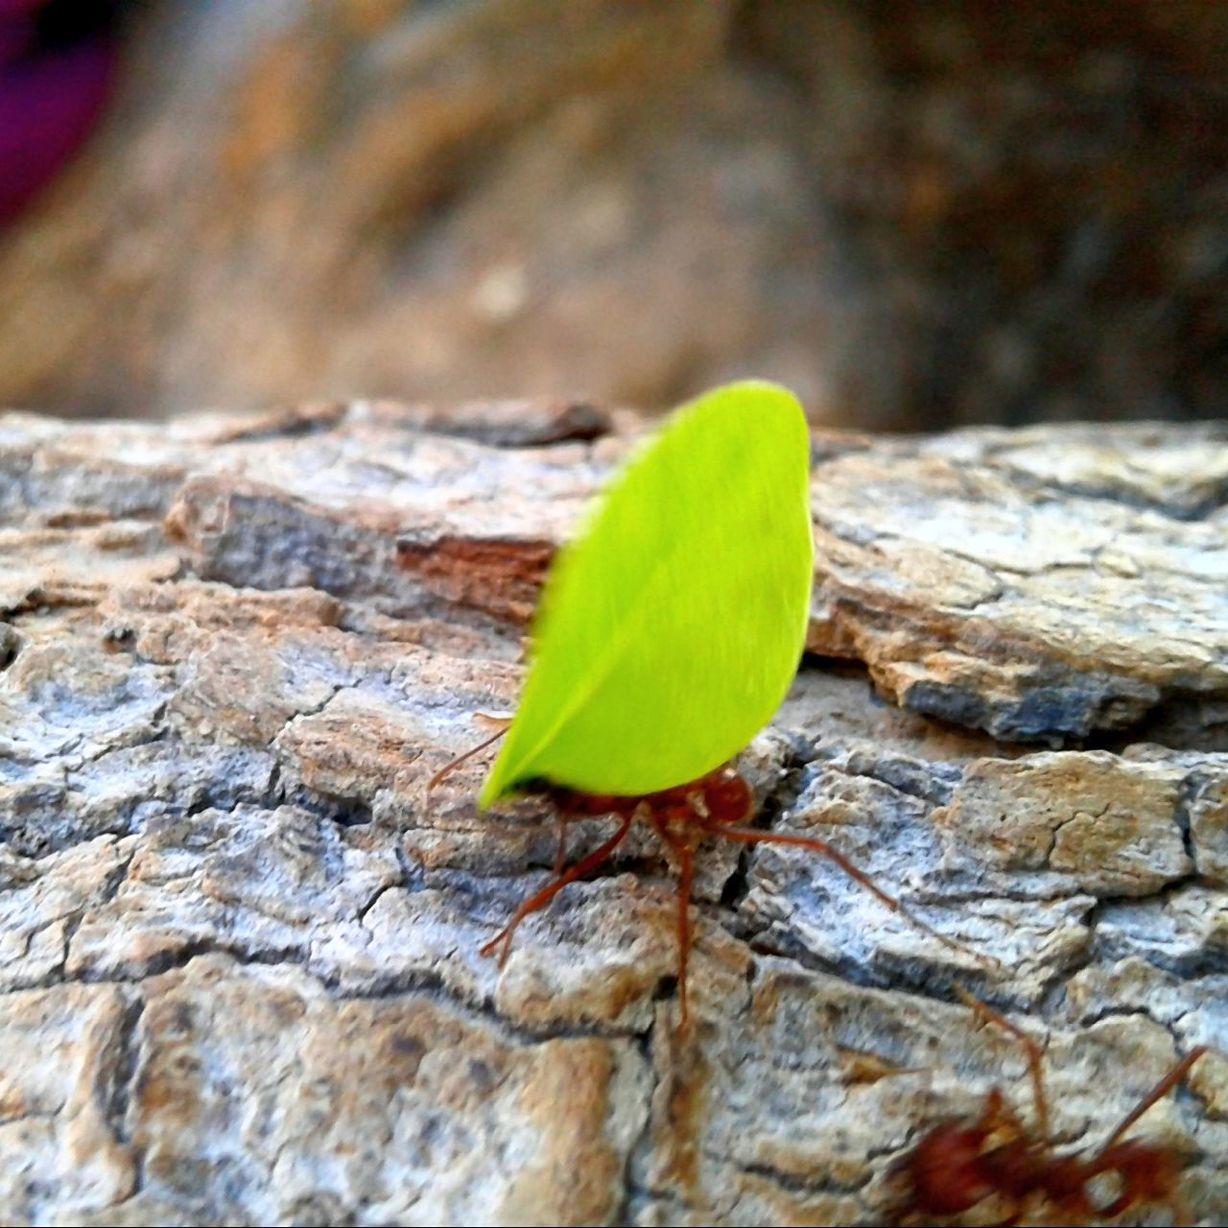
xmin=894 ymin=991 xmax=1208 ymax=1226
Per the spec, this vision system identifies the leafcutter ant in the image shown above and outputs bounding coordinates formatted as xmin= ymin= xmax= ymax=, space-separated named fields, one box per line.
xmin=894 ymin=991 xmax=1208 ymax=1226
xmin=429 ymin=733 xmax=996 ymax=1028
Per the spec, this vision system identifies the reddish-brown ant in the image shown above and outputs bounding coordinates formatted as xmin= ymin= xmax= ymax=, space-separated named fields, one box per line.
xmin=429 ymin=735 xmax=993 ymax=1027
xmin=894 ymin=991 xmax=1208 ymax=1226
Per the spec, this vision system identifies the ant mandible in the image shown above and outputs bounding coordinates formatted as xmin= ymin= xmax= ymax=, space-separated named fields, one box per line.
xmin=894 ymin=990 xmax=1208 ymax=1226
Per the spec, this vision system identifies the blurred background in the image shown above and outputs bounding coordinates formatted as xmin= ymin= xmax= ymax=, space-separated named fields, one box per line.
xmin=0 ymin=0 xmax=1224 ymax=429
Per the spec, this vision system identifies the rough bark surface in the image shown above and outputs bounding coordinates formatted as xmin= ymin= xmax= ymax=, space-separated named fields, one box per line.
xmin=1 ymin=403 xmax=1226 ymax=1226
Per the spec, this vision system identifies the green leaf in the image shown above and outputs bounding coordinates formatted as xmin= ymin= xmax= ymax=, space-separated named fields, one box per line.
xmin=479 ymin=380 xmax=814 ymax=805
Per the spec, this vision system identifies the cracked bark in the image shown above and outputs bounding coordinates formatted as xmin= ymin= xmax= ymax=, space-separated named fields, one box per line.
xmin=1 ymin=402 xmax=1226 ymax=1226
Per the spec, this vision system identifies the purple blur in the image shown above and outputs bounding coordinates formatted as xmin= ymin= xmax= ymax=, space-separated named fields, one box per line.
xmin=0 ymin=0 xmax=116 ymax=224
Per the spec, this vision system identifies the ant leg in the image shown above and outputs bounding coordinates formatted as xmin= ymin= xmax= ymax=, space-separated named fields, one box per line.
xmin=955 ymin=987 xmax=1050 ymax=1142
xmin=707 ymin=824 xmax=1001 ymax=972
xmin=1078 ymin=1049 xmax=1207 ymax=1222
xmin=426 ymin=721 xmax=510 ymax=793
xmin=648 ymin=815 xmax=697 ymax=1030
xmin=480 ymin=811 xmax=635 ymax=966
xmin=1099 ymin=1046 xmax=1208 ymax=1153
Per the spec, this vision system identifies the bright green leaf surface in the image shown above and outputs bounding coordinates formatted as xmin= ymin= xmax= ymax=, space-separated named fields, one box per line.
xmin=479 ymin=380 xmax=814 ymax=806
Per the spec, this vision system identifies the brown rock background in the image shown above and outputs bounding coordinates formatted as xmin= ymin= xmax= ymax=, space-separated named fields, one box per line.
xmin=1 ymin=0 xmax=1224 ymax=427
xmin=1 ymin=402 xmax=1226 ymax=1225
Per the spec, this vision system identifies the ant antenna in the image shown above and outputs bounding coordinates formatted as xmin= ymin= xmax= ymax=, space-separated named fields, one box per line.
xmin=955 ymin=987 xmax=1050 ymax=1140
xmin=1100 ymin=1046 xmax=1208 ymax=1153
xmin=426 ymin=716 xmax=511 ymax=794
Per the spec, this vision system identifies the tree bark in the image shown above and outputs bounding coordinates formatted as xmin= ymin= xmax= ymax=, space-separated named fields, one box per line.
xmin=1 ymin=402 xmax=1225 ymax=1225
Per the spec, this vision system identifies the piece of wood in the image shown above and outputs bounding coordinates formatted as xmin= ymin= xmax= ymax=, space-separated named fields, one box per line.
xmin=1 ymin=403 xmax=1225 ymax=1225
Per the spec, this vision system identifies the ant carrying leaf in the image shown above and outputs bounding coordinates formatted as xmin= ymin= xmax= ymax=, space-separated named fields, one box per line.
xmin=433 ymin=381 xmax=995 ymax=1026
